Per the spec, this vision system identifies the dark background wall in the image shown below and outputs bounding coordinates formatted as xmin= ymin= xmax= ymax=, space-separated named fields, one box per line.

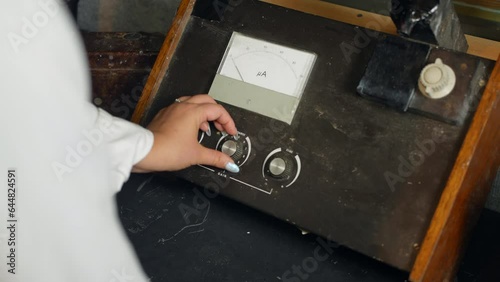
xmin=77 ymin=0 xmax=182 ymax=34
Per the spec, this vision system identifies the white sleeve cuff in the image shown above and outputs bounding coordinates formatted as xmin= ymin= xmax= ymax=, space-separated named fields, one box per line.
xmin=95 ymin=108 xmax=154 ymax=191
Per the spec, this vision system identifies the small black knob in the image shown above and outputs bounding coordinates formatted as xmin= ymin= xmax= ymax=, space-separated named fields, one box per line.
xmin=268 ymin=156 xmax=294 ymax=179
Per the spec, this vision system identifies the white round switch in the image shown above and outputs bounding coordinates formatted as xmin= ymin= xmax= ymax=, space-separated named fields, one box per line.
xmin=418 ymin=58 xmax=456 ymax=99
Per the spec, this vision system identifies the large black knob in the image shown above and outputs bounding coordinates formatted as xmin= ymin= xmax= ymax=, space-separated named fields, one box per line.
xmin=221 ymin=139 xmax=244 ymax=162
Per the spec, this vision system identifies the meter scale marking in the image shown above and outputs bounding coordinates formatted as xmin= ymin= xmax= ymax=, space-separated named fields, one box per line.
xmin=230 ymin=51 xmax=299 ymax=80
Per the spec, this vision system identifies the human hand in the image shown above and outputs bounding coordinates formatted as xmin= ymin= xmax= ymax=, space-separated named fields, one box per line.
xmin=133 ymin=95 xmax=240 ymax=173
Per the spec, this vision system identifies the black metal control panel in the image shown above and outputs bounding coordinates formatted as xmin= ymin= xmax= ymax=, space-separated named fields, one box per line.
xmin=143 ymin=0 xmax=494 ymax=271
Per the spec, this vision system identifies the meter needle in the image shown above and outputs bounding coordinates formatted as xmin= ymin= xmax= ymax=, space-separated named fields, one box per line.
xmin=231 ymin=57 xmax=245 ymax=82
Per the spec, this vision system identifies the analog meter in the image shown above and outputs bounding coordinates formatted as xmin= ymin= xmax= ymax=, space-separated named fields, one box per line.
xmin=209 ymin=32 xmax=316 ymax=124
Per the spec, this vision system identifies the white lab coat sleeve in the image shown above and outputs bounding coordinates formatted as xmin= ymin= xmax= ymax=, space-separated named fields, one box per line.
xmin=0 ymin=1 xmax=154 ymax=281
xmin=91 ymin=106 xmax=154 ymax=192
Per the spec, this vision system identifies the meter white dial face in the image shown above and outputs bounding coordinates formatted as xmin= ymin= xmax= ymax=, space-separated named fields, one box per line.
xmin=218 ymin=33 xmax=316 ymax=98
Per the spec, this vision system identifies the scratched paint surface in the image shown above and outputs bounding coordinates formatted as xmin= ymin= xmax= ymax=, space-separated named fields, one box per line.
xmin=117 ymin=173 xmax=408 ymax=282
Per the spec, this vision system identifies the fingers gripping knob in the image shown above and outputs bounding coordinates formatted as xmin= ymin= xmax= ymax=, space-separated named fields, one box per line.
xmin=418 ymin=58 xmax=456 ymax=99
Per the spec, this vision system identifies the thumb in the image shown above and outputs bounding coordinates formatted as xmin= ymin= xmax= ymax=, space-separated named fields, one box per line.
xmin=197 ymin=146 xmax=240 ymax=173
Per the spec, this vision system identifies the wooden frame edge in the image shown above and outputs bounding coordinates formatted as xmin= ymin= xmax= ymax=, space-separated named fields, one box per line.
xmin=410 ymin=56 xmax=500 ymax=281
xmin=131 ymin=0 xmax=196 ymax=124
